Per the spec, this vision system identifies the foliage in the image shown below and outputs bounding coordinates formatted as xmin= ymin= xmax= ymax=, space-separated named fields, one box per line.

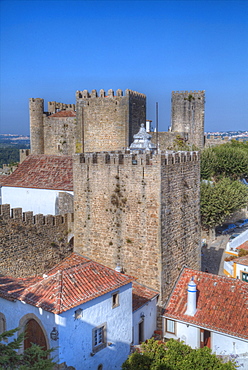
xmin=200 ymin=178 xmax=248 ymax=229
xmin=172 ymin=135 xmax=198 ymax=151
xmin=0 ymin=144 xmax=29 ymax=168
xmin=0 ymin=327 xmax=56 ymax=370
xmin=122 ymin=338 xmax=237 ymax=370
xmin=201 ymin=141 xmax=248 ymax=181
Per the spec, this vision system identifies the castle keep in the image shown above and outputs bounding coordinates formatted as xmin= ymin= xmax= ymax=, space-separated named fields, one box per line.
xmin=29 ymin=89 xmax=205 ymax=156
xmin=73 ymin=150 xmax=201 ymax=304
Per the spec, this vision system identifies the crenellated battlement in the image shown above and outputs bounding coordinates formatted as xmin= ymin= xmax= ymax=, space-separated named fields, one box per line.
xmin=172 ymin=90 xmax=205 ymax=95
xmin=48 ymin=101 xmax=76 ymax=114
xmin=76 ymin=150 xmax=199 ymax=166
xmin=76 ymin=88 xmax=146 ymax=100
xmin=0 ymin=204 xmax=74 ymax=226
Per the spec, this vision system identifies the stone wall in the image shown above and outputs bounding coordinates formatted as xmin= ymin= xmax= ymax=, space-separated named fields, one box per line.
xmin=171 ymin=91 xmax=205 ymax=149
xmin=151 ymin=132 xmax=180 ymax=150
xmin=76 ymin=89 xmax=146 ymax=153
xmin=0 ymin=204 xmax=74 ymax=277
xmin=43 ymin=116 xmax=77 ymax=156
xmin=73 ymin=150 xmax=201 ymax=304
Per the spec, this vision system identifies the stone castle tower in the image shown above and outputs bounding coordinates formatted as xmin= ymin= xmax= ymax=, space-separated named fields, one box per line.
xmin=171 ymin=90 xmax=205 ymax=149
xmin=29 ymin=89 xmax=146 ymax=155
xmin=73 ymin=149 xmax=201 ymax=304
xmin=29 ymin=89 xmax=205 ymax=156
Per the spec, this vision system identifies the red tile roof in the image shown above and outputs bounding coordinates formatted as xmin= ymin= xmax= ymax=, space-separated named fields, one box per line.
xmin=237 ymin=241 xmax=248 ymax=251
xmin=0 ymin=175 xmax=8 ymax=185
xmin=49 ymin=111 xmax=76 ymax=117
xmin=233 ymin=255 xmax=248 ymax=267
xmin=0 ymin=253 xmax=134 ymax=314
xmin=0 ymin=155 xmax=73 ymax=191
xmin=132 ymin=282 xmax=158 ymax=312
xmin=163 ymin=268 xmax=248 ymax=340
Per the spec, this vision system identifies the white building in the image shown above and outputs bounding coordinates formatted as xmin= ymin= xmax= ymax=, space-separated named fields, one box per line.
xmin=162 ymin=268 xmax=248 ymax=368
xmin=0 ymin=253 xmax=133 ymax=369
xmin=0 ymin=154 xmax=73 ymax=215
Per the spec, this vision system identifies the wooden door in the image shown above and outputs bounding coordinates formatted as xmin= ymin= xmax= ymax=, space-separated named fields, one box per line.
xmin=200 ymin=329 xmax=211 ymax=348
xmin=138 ymin=320 xmax=144 ymax=344
xmin=24 ymin=319 xmax=47 ymax=350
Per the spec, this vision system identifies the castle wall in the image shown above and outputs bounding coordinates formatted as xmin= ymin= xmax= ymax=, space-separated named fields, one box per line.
xmin=76 ymin=89 xmax=146 ymax=153
xmin=171 ymin=91 xmax=205 ymax=149
xmin=43 ymin=116 xmax=77 ymax=156
xmin=73 ymin=151 xmax=201 ymax=303
xmin=0 ymin=204 xmax=73 ymax=277
xmin=150 ymin=132 xmax=180 ymax=150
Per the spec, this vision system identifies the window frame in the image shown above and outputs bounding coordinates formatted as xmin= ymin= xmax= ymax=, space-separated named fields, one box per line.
xmin=111 ymin=291 xmax=119 ymax=309
xmin=92 ymin=323 xmax=107 ymax=353
xmin=166 ymin=319 xmax=176 ymax=334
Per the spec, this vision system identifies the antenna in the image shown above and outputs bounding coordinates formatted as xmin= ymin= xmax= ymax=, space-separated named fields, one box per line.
xmin=156 ymin=102 xmax=158 ymax=149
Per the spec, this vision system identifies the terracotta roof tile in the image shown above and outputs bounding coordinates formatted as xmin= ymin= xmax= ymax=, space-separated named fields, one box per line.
xmin=233 ymin=255 xmax=248 ymax=266
xmin=0 ymin=253 xmax=134 ymax=314
xmin=49 ymin=111 xmax=76 ymax=117
xmin=163 ymin=268 xmax=248 ymax=340
xmin=0 ymin=175 xmax=8 ymax=185
xmin=237 ymin=241 xmax=248 ymax=251
xmin=0 ymin=155 xmax=73 ymax=191
xmin=132 ymin=282 xmax=158 ymax=311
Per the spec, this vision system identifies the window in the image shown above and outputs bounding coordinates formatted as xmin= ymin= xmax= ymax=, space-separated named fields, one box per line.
xmin=242 ymin=272 xmax=248 ymax=282
xmin=92 ymin=323 xmax=107 ymax=353
xmin=166 ymin=319 xmax=175 ymax=334
xmin=112 ymin=291 xmax=119 ymax=308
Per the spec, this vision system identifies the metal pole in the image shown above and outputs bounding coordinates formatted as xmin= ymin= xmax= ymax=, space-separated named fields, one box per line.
xmin=156 ymin=102 xmax=158 ymax=149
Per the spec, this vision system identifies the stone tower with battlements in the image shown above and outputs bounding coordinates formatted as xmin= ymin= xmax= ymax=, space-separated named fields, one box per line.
xmin=73 ymin=150 xmax=201 ymax=304
xmin=171 ymin=90 xmax=205 ymax=149
xmin=75 ymin=89 xmax=146 ymax=153
xmin=29 ymin=89 xmax=146 ymax=156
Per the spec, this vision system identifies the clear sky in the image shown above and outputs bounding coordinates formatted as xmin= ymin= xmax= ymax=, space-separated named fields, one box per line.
xmin=0 ymin=0 xmax=247 ymax=135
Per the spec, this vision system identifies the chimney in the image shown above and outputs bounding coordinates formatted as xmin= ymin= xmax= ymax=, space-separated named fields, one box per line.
xmin=185 ymin=277 xmax=197 ymax=316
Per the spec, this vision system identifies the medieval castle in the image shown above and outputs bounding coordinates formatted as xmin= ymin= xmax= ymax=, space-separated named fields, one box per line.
xmin=2 ymin=89 xmax=204 ymax=307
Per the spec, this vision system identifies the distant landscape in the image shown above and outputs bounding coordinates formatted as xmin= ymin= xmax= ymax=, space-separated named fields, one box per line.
xmin=0 ymin=134 xmax=30 ymax=167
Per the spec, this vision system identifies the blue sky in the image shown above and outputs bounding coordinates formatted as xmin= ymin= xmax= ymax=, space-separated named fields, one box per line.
xmin=0 ymin=0 xmax=247 ymax=135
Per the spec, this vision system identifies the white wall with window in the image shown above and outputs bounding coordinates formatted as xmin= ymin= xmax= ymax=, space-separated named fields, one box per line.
xmin=0 ymin=283 xmax=132 ymax=369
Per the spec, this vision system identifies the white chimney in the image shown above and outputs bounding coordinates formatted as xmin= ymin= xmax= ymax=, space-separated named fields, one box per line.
xmin=185 ymin=277 xmax=197 ymax=316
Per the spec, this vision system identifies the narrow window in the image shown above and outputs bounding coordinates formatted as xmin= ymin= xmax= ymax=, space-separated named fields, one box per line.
xmin=112 ymin=291 xmax=119 ymax=308
xmin=92 ymin=323 xmax=107 ymax=353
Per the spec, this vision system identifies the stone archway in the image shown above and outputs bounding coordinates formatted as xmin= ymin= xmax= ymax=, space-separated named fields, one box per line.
xmin=19 ymin=313 xmax=49 ymax=353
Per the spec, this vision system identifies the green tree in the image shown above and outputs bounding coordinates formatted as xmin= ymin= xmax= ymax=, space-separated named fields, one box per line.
xmin=200 ymin=178 xmax=248 ymax=230
xmin=122 ymin=338 xmax=237 ymax=370
xmin=0 ymin=327 xmax=56 ymax=370
xmin=201 ymin=142 xmax=248 ymax=181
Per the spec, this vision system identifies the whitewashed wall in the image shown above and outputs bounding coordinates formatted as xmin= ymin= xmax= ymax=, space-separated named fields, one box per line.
xmin=1 ymin=186 xmax=73 ymax=215
xmin=132 ymin=297 xmax=157 ymax=345
xmin=0 ymin=282 xmax=132 ymax=369
xmin=163 ymin=318 xmax=248 ymax=356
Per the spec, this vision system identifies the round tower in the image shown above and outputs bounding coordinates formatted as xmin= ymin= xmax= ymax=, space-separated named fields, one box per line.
xmin=29 ymin=98 xmax=44 ymax=154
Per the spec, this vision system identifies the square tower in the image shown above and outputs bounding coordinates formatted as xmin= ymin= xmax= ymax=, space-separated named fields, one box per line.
xmin=73 ymin=150 xmax=201 ymax=304
xmin=171 ymin=91 xmax=205 ymax=149
xmin=75 ymin=89 xmax=146 ymax=153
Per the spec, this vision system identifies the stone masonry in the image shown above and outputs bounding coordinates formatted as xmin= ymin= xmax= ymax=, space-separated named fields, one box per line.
xmin=0 ymin=204 xmax=74 ymax=277
xmin=171 ymin=90 xmax=205 ymax=149
xmin=73 ymin=150 xmax=201 ymax=305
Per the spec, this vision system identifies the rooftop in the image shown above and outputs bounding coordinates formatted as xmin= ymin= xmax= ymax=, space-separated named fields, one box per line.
xmin=237 ymin=241 xmax=248 ymax=251
xmin=0 ymin=155 xmax=73 ymax=191
xmin=132 ymin=282 xmax=158 ymax=312
xmin=233 ymin=255 xmax=248 ymax=267
xmin=0 ymin=253 xmax=134 ymax=314
xmin=49 ymin=111 xmax=76 ymax=118
xmin=163 ymin=268 xmax=248 ymax=340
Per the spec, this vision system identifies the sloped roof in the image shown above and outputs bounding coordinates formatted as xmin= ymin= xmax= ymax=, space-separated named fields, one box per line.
xmin=233 ymin=255 xmax=248 ymax=267
xmin=0 ymin=253 xmax=134 ymax=314
xmin=132 ymin=282 xmax=158 ymax=312
xmin=0 ymin=175 xmax=8 ymax=185
xmin=0 ymin=155 xmax=73 ymax=191
xmin=163 ymin=268 xmax=248 ymax=340
xmin=49 ymin=111 xmax=76 ymax=117
xmin=237 ymin=241 xmax=248 ymax=251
